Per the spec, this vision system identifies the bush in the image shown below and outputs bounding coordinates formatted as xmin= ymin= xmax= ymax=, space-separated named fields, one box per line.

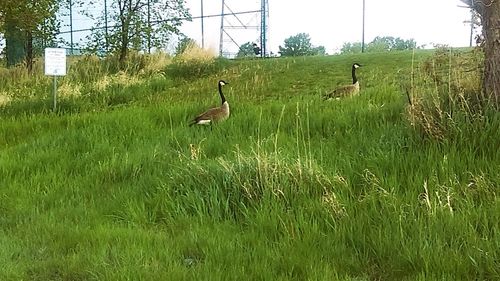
xmin=405 ymin=47 xmax=495 ymax=142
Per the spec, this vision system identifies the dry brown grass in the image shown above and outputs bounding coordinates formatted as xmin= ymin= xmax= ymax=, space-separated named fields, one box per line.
xmin=94 ymin=71 xmax=142 ymax=92
xmin=167 ymin=42 xmax=227 ymax=80
xmin=406 ymin=47 xmax=485 ymax=141
xmin=141 ymin=52 xmax=172 ymax=76
xmin=0 ymin=91 xmax=11 ymax=106
xmin=58 ymin=82 xmax=83 ymax=99
xmin=175 ymin=41 xmax=216 ymax=63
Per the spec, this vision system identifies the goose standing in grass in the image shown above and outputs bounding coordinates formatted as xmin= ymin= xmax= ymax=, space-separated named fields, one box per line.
xmin=323 ymin=63 xmax=362 ymax=100
xmin=189 ymin=80 xmax=230 ymax=126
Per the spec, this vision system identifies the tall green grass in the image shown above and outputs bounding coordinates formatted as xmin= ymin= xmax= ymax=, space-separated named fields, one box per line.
xmin=0 ymin=49 xmax=498 ymax=280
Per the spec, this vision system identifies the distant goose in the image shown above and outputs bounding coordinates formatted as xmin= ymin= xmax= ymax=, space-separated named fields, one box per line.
xmin=324 ymin=63 xmax=362 ymax=100
xmin=189 ymin=80 xmax=230 ymax=126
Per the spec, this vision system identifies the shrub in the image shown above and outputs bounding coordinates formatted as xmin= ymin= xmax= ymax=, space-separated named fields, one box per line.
xmin=406 ymin=47 xmax=494 ymax=142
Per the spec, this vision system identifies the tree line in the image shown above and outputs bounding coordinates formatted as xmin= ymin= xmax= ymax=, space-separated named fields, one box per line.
xmin=237 ymin=33 xmax=326 ymax=58
xmin=340 ymin=36 xmax=418 ymax=54
xmin=237 ymin=34 xmax=418 ymax=58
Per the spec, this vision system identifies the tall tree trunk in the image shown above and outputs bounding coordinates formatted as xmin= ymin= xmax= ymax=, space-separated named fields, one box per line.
xmin=4 ymin=15 xmax=26 ymax=67
xmin=481 ymin=0 xmax=500 ymax=105
xmin=119 ymin=33 xmax=128 ymax=67
xmin=25 ymin=30 xmax=34 ymax=74
xmin=119 ymin=20 xmax=129 ymax=68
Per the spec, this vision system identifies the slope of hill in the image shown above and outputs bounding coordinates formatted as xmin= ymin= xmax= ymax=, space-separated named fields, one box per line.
xmin=0 ymin=50 xmax=499 ymax=280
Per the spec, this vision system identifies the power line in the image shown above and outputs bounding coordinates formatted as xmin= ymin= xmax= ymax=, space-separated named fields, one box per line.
xmin=58 ymin=10 xmax=262 ymax=35
xmin=219 ymin=0 xmax=267 ymax=57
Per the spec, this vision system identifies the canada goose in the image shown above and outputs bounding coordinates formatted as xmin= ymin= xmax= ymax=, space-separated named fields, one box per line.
xmin=323 ymin=63 xmax=362 ymax=100
xmin=189 ymin=80 xmax=230 ymax=126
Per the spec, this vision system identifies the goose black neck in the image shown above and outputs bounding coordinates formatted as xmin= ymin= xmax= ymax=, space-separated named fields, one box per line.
xmin=351 ymin=66 xmax=358 ymax=84
xmin=218 ymin=83 xmax=226 ymax=104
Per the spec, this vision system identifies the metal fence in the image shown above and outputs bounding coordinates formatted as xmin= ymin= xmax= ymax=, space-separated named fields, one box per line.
xmin=54 ymin=0 xmax=268 ymax=57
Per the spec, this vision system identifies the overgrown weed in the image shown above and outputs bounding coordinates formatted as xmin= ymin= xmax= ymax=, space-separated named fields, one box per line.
xmin=406 ymin=47 xmax=495 ymax=142
xmin=166 ymin=42 xmax=231 ymax=80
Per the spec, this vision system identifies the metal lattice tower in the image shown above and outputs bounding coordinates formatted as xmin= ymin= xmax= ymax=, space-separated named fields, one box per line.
xmin=219 ymin=0 xmax=269 ymax=57
xmin=260 ymin=0 xmax=269 ymax=57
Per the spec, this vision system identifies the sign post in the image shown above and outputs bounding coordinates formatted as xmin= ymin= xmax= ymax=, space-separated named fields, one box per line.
xmin=44 ymin=48 xmax=67 ymax=111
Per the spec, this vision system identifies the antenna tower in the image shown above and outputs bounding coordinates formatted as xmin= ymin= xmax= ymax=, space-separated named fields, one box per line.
xmin=219 ymin=0 xmax=269 ymax=57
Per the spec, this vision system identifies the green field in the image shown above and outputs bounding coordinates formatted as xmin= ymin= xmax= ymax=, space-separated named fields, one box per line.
xmin=0 ymin=50 xmax=499 ymax=280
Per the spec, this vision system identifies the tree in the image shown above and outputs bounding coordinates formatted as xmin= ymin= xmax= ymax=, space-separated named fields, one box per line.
xmin=236 ymin=42 xmax=258 ymax=58
xmin=1 ymin=12 xmax=25 ymax=67
xmin=85 ymin=0 xmax=190 ymax=66
xmin=312 ymin=45 xmax=326 ymax=56
xmin=392 ymin=37 xmax=417 ymax=50
xmin=368 ymin=36 xmax=417 ymax=51
xmin=175 ymin=36 xmax=196 ymax=56
xmin=366 ymin=37 xmax=390 ymax=52
xmin=0 ymin=0 xmax=60 ymax=70
xmin=461 ymin=0 xmax=500 ymax=104
xmin=340 ymin=36 xmax=417 ymax=54
xmin=278 ymin=33 xmax=325 ymax=57
xmin=340 ymin=42 xmax=362 ymax=54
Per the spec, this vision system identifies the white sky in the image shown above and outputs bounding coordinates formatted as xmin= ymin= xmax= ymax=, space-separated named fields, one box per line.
xmin=180 ymin=0 xmax=475 ymax=55
xmin=0 ymin=0 xmax=473 ymax=56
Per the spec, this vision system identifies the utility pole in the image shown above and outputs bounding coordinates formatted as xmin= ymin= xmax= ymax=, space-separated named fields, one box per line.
xmin=104 ymin=0 xmax=108 ymax=53
xmin=219 ymin=0 xmax=225 ymax=56
xmin=69 ymin=0 xmax=74 ymax=55
xmin=201 ymin=0 xmax=205 ymax=48
xmin=469 ymin=0 xmax=474 ymax=47
xmin=147 ymin=0 xmax=151 ymax=53
xmin=361 ymin=0 xmax=366 ymax=53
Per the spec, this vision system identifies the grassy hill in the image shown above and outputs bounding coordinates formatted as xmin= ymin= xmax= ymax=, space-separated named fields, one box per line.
xmin=0 ymin=49 xmax=499 ymax=280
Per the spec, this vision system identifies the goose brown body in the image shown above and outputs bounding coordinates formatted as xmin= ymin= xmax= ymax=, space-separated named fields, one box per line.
xmin=190 ymin=80 xmax=230 ymax=126
xmin=324 ymin=63 xmax=362 ymax=100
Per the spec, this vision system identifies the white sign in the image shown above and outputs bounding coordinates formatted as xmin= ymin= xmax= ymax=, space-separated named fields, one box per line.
xmin=44 ymin=48 xmax=67 ymax=76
